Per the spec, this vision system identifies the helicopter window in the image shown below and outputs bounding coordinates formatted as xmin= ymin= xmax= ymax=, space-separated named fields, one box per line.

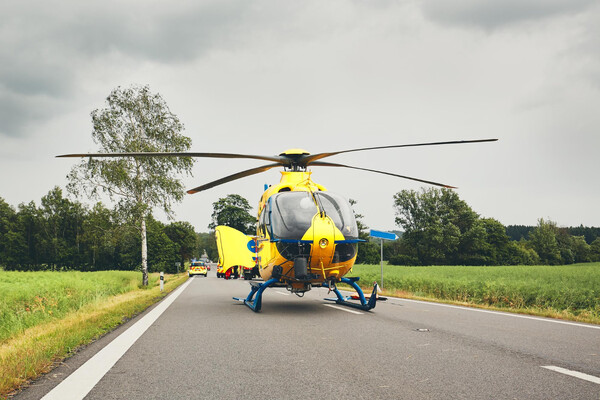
xmin=269 ymin=192 xmax=317 ymax=240
xmin=258 ymin=209 xmax=268 ymax=236
xmin=314 ymin=192 xmax=358 ymax=239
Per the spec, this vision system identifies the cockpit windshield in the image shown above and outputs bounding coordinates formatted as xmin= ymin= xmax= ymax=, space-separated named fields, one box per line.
xmin=314 ymin=192 xmax=359 ymax=239
xmin=269 ymin=192 xmax=316 ymax=240
xmin=268 ymin=191 xmax=358 ymax=240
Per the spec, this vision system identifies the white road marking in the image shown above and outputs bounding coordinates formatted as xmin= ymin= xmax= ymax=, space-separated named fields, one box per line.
xmin=41 ymin=279 xmax=193 ymax=400
xmin=541 ymin=366 xmax=600 ymax=385
xmin=338 ymin=289 xmax=600 ymax=331
xmin=399 ymin=299 xmax=600 ymax=330
xmin=324 ymin=304 xmax=363 ymax=314
xmin=274 ymin=291 xmax=290 ymax=296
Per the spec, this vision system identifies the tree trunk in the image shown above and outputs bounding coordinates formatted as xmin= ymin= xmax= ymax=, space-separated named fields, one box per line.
xmin=141 ymin=217 xmax=148 ymax=286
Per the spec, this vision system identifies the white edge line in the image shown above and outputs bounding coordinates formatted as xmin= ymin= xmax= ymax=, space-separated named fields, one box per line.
xmin=324 ymin=304 xmax=363 ymax=315
xmin=338 ymin=289 xmax=600 ymax=330
xmin=541 ymin=366 xmax=600 ymax=385
xmin=41 ymin=278 xmax=193 ymax=400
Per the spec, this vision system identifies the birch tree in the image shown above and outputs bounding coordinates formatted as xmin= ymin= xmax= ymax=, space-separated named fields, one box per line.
xmin=66 ymin=85 xmax=194 ymax=285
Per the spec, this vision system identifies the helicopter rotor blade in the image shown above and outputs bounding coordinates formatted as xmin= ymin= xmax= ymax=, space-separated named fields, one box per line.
xmin=187 ymin=163 xmax=282 ymax=194
xmin=56 ymin=152 xmax=286 ymax=164
xmin=302 ymin=138 xmax=498 ymax=165
xmin=309 ymin=161 xmax=457 ymax=189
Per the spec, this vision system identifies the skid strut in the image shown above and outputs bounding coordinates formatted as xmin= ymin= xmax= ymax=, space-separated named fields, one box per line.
xmin=323 ymin=277 xmax=379 ymax=311
xmin=233 ymin=278 xmax=279 ymax=312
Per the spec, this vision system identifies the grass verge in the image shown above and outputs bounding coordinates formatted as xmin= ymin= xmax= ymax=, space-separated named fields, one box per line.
xmin=0 ymin=272 xmax=188 ymax=398
xmin=348 ymin=263 xmax=600 ymax=324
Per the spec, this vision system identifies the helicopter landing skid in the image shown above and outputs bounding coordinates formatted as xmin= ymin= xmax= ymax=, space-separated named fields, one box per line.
xmin=323 ymin=277 xmax=379 ymax=311
xmin=233 ymin=277 xmax=280 ymax=312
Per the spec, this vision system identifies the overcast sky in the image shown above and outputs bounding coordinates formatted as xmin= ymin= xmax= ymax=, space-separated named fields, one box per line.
xmin=1 ymin=0 xmax=599 ymax=232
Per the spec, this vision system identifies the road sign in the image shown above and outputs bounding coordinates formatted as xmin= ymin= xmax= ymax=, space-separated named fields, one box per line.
xmin=369 ymin=229 xmax=398 ymax=241
xmin=369 ymin=230 xmax=398 ymax=290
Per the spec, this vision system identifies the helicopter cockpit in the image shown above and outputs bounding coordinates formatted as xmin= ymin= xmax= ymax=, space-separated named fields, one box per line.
xmin=267 ymin=191 xmax=358 ymax=239
xmin=260 ymin=191 xmax=359 ymax=265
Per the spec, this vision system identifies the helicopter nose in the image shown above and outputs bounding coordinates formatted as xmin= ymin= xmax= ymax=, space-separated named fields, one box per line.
xmin=302 ymin=214 xmax=337 ymax=264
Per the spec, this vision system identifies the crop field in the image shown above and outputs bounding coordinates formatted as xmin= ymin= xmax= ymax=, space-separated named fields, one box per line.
xmin=0 ymin=271 xmax=154 ymax=342
xmin=0 ymin=270 xmax=187 ymax=398
xmin=349 ymin=262 xmax=600 ymax=323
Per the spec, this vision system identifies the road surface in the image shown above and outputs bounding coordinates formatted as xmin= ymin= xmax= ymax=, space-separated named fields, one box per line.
xmin=15 ymin=274 xmax=600 ymax=399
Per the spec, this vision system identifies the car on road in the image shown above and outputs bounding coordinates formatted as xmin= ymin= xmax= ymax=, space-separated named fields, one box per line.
xmin=188 ymin=260 xmax=208 ymax=277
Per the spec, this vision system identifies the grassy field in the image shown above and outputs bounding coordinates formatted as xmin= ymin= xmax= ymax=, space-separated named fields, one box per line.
xmin=348 ymin=262 xmax=600 ymax=324
xmin=0 ymin=270 xmax=188 ymax=398
xmin=0 ymin=271 xmax=151 ymax=342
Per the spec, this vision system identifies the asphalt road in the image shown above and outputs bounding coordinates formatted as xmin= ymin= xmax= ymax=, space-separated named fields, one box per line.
xmin=15 ymin=274 xmax=600 ymax=400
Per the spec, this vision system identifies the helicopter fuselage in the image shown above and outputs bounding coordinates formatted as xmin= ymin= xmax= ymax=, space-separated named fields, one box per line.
xmin=253 ymin=170 xmax=360 ymax=293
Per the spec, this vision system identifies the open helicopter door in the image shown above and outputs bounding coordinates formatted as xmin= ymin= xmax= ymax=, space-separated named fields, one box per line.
xmin=215 ymin=226 xmax=257 ymax=279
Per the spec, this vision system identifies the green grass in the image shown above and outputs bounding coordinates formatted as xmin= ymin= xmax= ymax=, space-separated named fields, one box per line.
xmin=0 ymin=271 xmax=187 ymax=398
xmin=348 ymin=262 xmax=600 ymax=323
xmin=0 ymin=271 xmax=158 ymax=343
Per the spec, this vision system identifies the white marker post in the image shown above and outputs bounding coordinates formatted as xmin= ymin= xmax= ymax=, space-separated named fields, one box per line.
xmin=369 ymin=230 xmax=398 ymax=290
xmin=160 ymin=272 xmax=164 ymax=292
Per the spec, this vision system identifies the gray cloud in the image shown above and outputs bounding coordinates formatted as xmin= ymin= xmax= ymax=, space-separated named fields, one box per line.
xmin=0 ymin=0 xmax=256 ymax=136
xmin=420 ymin=0 xmax=595 ymax=30
xmin=0 ymin=0 xmax=362 ymax=137
xmin=0 ymin=91 xmax=64 ymax=137
xmin=48 ymin=1 xmax=254 ymax=61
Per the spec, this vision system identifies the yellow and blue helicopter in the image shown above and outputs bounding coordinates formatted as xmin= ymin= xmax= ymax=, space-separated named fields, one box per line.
xmin=59 ymin=139 xmax=497 ymax=312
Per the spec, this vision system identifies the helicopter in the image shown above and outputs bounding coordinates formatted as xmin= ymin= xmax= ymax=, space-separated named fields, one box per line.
xmin=58 ymin=139 xmax=497 ymax=312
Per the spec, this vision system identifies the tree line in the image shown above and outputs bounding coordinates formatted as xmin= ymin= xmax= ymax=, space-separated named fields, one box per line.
xmin=0 ymin=187 xmax=200 ymax=273
xmin=355 ymin=188 xmax=600 ymax=266
xmin=506 ymin=224 xmax=600 ymax=244
xmin=3 ymin=187 xmax=598 ymax=271
xmin=191 ymin=191 xmax=600 ymax=267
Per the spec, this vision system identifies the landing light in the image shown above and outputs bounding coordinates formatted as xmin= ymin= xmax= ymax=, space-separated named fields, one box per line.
xmin=319 ymin=238 xmax=329 ymax=248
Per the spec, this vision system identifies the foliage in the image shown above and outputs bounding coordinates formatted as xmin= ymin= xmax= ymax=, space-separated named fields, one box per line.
xmin=528 ymin=219 xmax=561 ymax=265
xmin=208 ymin=194 xmax=255 ymax=234
xmin=349 ymin=263 xmax=600 ymax=323
xmin=3 ymin=183 xmax=599 ymax=270
xmin=505 ymin=225 xmax=534 ymax=241
xmin=164 ymin=221 xmax=199 ymax=269
xmin=357 ymin=241 xmax=382 ymax=265
xmin=0 ymin=191 xmax=202 ymax=273
xmin=564 ymin=225 xmax=600 ymax=244
xmin=391 ymin=188 xmax=597 ymax=266
xmin=198 ymin=232 xmax=218 ymax=262
xmin=393 ymin=188 xmax=504 ymax=265
xmin=65 ymin=85 xmax=194 ymax=285
xmin=0 ymin=198 xmax=18 ymax=267
xmin=66 ymin=85 xmax=194 ymax=217
xmin=591 ymin=238 xmax=600 ymax=261
xmin=507 ymin=224 xmax=600 ymax=245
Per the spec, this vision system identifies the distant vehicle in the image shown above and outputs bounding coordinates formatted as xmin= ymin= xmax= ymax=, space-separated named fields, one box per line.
xmin=216 ymin=263 xmax=238 ymax=279
xmin=241 ymin=263 xmax=260 ymax=280
xmin=188 ymin=260 xmax=207 ymax=277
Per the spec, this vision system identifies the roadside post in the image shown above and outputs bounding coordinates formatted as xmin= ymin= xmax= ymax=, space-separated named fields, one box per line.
xmin=369 ymin=230 xmax=398 ymax=290
xmin=160 ymin=272 xmax=164 ymax=292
